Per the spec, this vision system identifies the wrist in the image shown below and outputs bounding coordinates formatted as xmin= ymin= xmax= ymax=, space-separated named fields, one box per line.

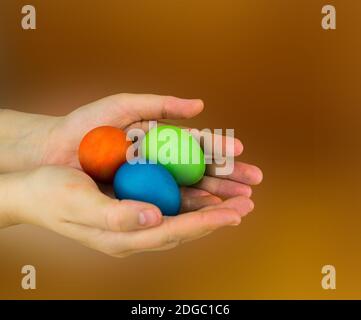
xmin=0 ymin=109 xmax=62 ymax=172
xmin=0 ymin=172 xmax=26 ymax=228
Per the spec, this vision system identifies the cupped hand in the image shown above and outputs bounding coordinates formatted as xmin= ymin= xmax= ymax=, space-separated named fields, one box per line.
xmin=10 ymin=166 xmax=254 ymax=257
xmin=40 ymin=94 xmax=263 ymax=205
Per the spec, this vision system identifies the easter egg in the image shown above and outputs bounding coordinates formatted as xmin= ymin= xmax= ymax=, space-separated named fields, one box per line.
xmin=78 ymin=126 xmax=132 ymax=182
xmin=113 ymin=160 xmax=181 ymax=216
xmin=141 ymin=125 xmax=205 ymax=186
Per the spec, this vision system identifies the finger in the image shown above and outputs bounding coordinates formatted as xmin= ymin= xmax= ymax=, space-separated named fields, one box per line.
xmin=66 ymin=196 xmax=254 ymax=257
xmin=126 ymin=121 xmax=243 ymax=157
xmin=187 ymin=128 xmax=243 ymax=157
xmin=120 ymin=196 xmax=254 ymax=252
xmin=200 ymin=195 xmax=254 ymax=217
xmin=206 ymin=162 xmax=263 ymax=185
xmin=58 ymin=222 xmax=177 ymax=257
xmin=57 ymin=221 xmax=108 ymax=252
xmin=181 ymin=195 xmax=222 ymax=212
xmin=110 ymin=94 xmax=204 ymax=122
xmin=58 ymin=207 xmax=229 ymax=257
xmin=181 ymin=187 xmax=210 ymax=197
xmin=69 ymin=190 xmax=163 ymax=232
xmin=123 ymin=209 xmax=241 ymax=252
xmin=54 ymin=221 xmax=133 ymax=258
xmin=194 ymin=176 xmax=252 ymax=198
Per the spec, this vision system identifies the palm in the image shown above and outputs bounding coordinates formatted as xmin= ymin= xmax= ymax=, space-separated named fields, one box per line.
xmin=43 ymin=97 xmax=137 ymax=168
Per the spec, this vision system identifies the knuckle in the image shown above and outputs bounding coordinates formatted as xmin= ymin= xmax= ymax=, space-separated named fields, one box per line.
xmin=104 ymin=202 xmax=125 ymax=231
xmin=243 ymin=167 xmax=256 ymax=183
xmin=127 ymin=237 xmax=145 ymax=251
xmin=111 ymin=92 xmax=127 ymax=103
xmin=216 ymin=179 xmax=227 ymax=194
xmin=95 ymin=236 xmax=127 ymax=257
xmin=161 ymin=96 xmax=175 ymax=118
xmin=196 ymin=212 xmax=215 ymax=233
xmin=164 ymin=222 xmax=180 ymax=245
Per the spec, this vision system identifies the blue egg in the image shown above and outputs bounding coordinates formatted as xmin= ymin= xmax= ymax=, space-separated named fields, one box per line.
xmin=113 ymin=160 xmax=181 ymax=216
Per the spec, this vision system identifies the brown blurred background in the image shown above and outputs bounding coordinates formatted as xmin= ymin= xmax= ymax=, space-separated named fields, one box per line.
xmin=1 ymin=0 xmax=360 ymax=299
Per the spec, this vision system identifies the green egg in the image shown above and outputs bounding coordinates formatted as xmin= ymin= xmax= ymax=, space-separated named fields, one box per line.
xmin=141 ymin=125 xmax=206 ymax=186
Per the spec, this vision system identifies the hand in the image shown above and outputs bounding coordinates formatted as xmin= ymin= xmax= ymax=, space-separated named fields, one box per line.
xmin=0 ymin=94 xmax=262 ymax=256
xmin=40 ymin=94 xmax=263 ymax=204
xmin=0 ymin=166 xmax=254 ymax=257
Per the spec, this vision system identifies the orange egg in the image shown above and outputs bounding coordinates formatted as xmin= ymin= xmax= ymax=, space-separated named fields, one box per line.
xmin=78 ymin=126 xmax=132 ymax=182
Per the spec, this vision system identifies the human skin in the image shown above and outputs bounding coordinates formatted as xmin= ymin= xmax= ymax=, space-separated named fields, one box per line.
xmin=0 ymin=94 xmax=263 ymax=257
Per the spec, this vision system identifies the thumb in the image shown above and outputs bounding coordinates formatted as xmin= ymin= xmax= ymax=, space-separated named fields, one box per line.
xmin=71 ymin=191 xmax=163 ymax=232
xmin=106 ymin=93 xmax=204 ymax=122
xmin=66 ymin=94 xmax=204 ymax=138
xmin=105 ymin=199 xmax=164 ymax=232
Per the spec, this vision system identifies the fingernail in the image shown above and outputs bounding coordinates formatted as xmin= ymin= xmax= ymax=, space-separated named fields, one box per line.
xmin=248 ymin=200 xmax=255 ymax=211
xmin=242 ymin=185 xmax=252 ymax=197
xmin=230 ymin=217 xmax=241 ymax=226
xmin=180 ymin=98 xmax=201 ymax=103
xmin=139 ymin=209 xmax=160 ymax=226
xmin=255 ymin=168 xmax=263 ymax=184
xmin=180 ymin=98 xmax=204 ymax=108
